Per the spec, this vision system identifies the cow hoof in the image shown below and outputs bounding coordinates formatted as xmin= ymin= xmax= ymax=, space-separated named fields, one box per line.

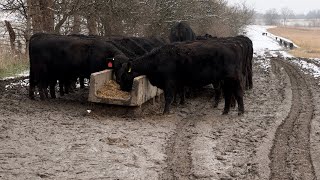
xmin=163 ymin=110 xmax=173 ymax=115
xmin=222 ymin=111 xmax=229 ymax=115
xmin=238 ymin=111 xmax=244 ymax=116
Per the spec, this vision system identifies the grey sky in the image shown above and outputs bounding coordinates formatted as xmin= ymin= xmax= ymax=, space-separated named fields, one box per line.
xmin=227 ymin=0 xmax=320 ymax=14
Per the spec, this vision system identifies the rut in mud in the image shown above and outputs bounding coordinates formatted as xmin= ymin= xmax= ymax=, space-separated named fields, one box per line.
xmin=161 ymin=97 xmax=208 ymax=180
xmin=160 ymin=89 xmax=213 ymax=179
xmin=269 ymin=58 xmax=316 ymax=180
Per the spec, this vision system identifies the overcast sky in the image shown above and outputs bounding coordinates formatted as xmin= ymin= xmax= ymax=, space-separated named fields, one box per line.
xmin=227 ymin=0 xmax=320 ymax=14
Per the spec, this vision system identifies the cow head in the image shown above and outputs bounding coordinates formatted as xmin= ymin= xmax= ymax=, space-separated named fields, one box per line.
xmin=113 ymin=56 xmax=130 ymax=83
xmin=118 ymin=62 xmax=135 ymax=92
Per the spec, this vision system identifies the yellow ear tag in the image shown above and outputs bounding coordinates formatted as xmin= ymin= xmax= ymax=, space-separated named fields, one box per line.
xmin=128 ymin=67 xmax=132 ymax=73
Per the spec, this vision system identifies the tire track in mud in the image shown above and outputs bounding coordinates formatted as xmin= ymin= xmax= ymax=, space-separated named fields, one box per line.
xmin=300 ymin=58 xmax=320 ymax=67
xmin=269 ymin=59 xmax=316 ymax=180
xmin=161 ymin=98 xmax=209 ymax=180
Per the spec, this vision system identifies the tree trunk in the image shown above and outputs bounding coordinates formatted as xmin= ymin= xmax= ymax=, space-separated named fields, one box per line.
xmin=30 ymin=0 xmax=42 ymax=33
xmin=72 ymin=14 xmax=81 ymax=34
xmin=25 ymin=0 xmax=32 ymax=55
xmin=4 ymin=20 xmax=16 ymax=53
xmin=40 ymin=0 xmax=54 ymax=33
xmin=86 ymin=14 xmax=98 ymax=35
xmin=54 ymin=14 xmax=68 ymax=34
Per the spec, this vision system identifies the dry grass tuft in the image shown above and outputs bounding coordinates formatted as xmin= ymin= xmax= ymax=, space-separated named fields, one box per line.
xmin=0 ymin=45 xmax=29 ymax=78
xmin=268 ymin=27 xmax=320 ymax=58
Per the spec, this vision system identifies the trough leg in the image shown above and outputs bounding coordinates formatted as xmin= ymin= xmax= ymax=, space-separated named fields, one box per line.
xmin=152 ymin=97 xmax=156 ymax=105
xmin=133 ymin=106 xmax=142 ymax=116
xmin=156 ymin=94 xmax=161 ymax=103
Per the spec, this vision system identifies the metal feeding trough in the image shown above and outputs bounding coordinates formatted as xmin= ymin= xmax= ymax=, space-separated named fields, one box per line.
xmin=88 ymin=69 xmax=162 ymax=106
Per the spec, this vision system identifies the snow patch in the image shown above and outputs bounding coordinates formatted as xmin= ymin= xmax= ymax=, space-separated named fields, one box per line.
xmin=1 ymin=70 xmax=29 ymax=80
xmin=5 ymin=78 xmax=29 ymax=90
xmin=247 ymin=25 xmax=319 ymax=79
xmin=291 ymin=59 xmax=320 ymax=78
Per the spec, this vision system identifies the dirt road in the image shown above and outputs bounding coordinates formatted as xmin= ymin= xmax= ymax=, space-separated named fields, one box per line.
xmin=0 ymin=54 xmax=320 ymax=179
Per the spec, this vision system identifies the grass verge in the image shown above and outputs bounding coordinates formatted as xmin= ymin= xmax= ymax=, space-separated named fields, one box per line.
xmin=0 ymin=48 xmax=29 ymax=79
xmin=268 ymin=27 xmax=320 ymax=58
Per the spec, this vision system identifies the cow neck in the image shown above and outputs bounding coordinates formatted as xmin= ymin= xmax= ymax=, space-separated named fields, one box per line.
xmin=131 ymin=55 xmax=153 ymax=75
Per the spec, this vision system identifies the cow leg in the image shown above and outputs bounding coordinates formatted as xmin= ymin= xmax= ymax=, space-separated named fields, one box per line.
xmin=163 ymin=81 xmax=175 ymax=114
xmin=64 ymin=82 xmax=69 ymax=94
xmin=230 ymin=95 xmax=236 ymax=108
xmin=172 ymin=91 xmax=178 ymax=105
xmin=38 ymin=83 xmax=46 ymax=100
xmin=49 ymin=81 xmax=56 ymax=99
xmin=44 ymin=86 xmax=49 ymax=98
xmin=64 ymin=78 xmax=72 ymax=94
xmin=59 ymin=80 xmax=64 ymax=96
xmin=29 ymin=78 xmax=35 ymax=100
xmin=68 ymin=81 xmax=75 ymax=93
xmin=248 ymin=65 xmax=253 ymax=89
xmin=222 ymin=80 xmax=232 ymax=115
xmin=185 ymin=87 xmax=192 ymax=98
xmin=29 ymin=86 xmax=35 ymax=100
xmin=234 ymin=82 xmax=244 ymax=115
xmin=179 ymin=87 xmax=185 ymax=105
xmin=213 ymin=82 xmax=221 ymax=108
xmin=80 ymin=77 xmax=85 ymax=89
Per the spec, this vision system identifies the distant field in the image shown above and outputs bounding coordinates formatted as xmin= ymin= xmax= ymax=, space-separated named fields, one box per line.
xmin=268 ymin=27 xmax=320 ymax=58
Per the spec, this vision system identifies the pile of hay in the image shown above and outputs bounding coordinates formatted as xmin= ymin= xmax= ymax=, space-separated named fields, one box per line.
xmin=97 ymin=80 xmax=130 ymax=100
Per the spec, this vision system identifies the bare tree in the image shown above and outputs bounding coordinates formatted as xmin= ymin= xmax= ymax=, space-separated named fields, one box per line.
xmin=1 ymin=0 xmax=254 ymax=54
xmin=264 ymin=8 xmax=279 ymax=25
xmin=71 ymin=13 xmax=81 ymax=34
xmin=40 ymin=0 xmax=54 ymax=32
xmin=281 ymin=7 xmax=294 ymax=26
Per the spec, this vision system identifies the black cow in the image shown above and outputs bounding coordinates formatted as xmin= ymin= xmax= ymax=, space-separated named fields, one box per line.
xmin=110 ymin=37 xmax=167 ymax=83
xmin=283 ymin=41 xmax=287 ymax=48
xmin=289 ymin=42 xmax=294 ymax=49
xmin=169 ymin=22 xmax=196 ymax=42
xmin=169 ymin=22 xmax=197 ymax=101
xmin=117 ymin=40 xmax=244 ymax=115
xmin=29 ymin=33 xmax=126 ymax=99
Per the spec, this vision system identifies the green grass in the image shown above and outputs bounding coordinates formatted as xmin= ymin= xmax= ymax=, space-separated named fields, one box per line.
xmin=0 ymin=48 xmax=29 ymax=79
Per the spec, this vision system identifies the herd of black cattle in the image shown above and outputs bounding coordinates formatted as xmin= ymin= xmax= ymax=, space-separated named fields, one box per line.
xmin=29 ymin=22 xmax=253 ymax=115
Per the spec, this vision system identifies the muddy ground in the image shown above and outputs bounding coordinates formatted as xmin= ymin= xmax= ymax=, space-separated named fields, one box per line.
xmin=0 ymin=53 xmax=320 ymax=180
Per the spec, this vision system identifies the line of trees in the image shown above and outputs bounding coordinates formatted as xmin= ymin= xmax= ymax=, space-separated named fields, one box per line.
xmin=256 ymin=8 xmax=320 ymax=26
xmin=0 ymin=0 xmax=254 ymax=54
